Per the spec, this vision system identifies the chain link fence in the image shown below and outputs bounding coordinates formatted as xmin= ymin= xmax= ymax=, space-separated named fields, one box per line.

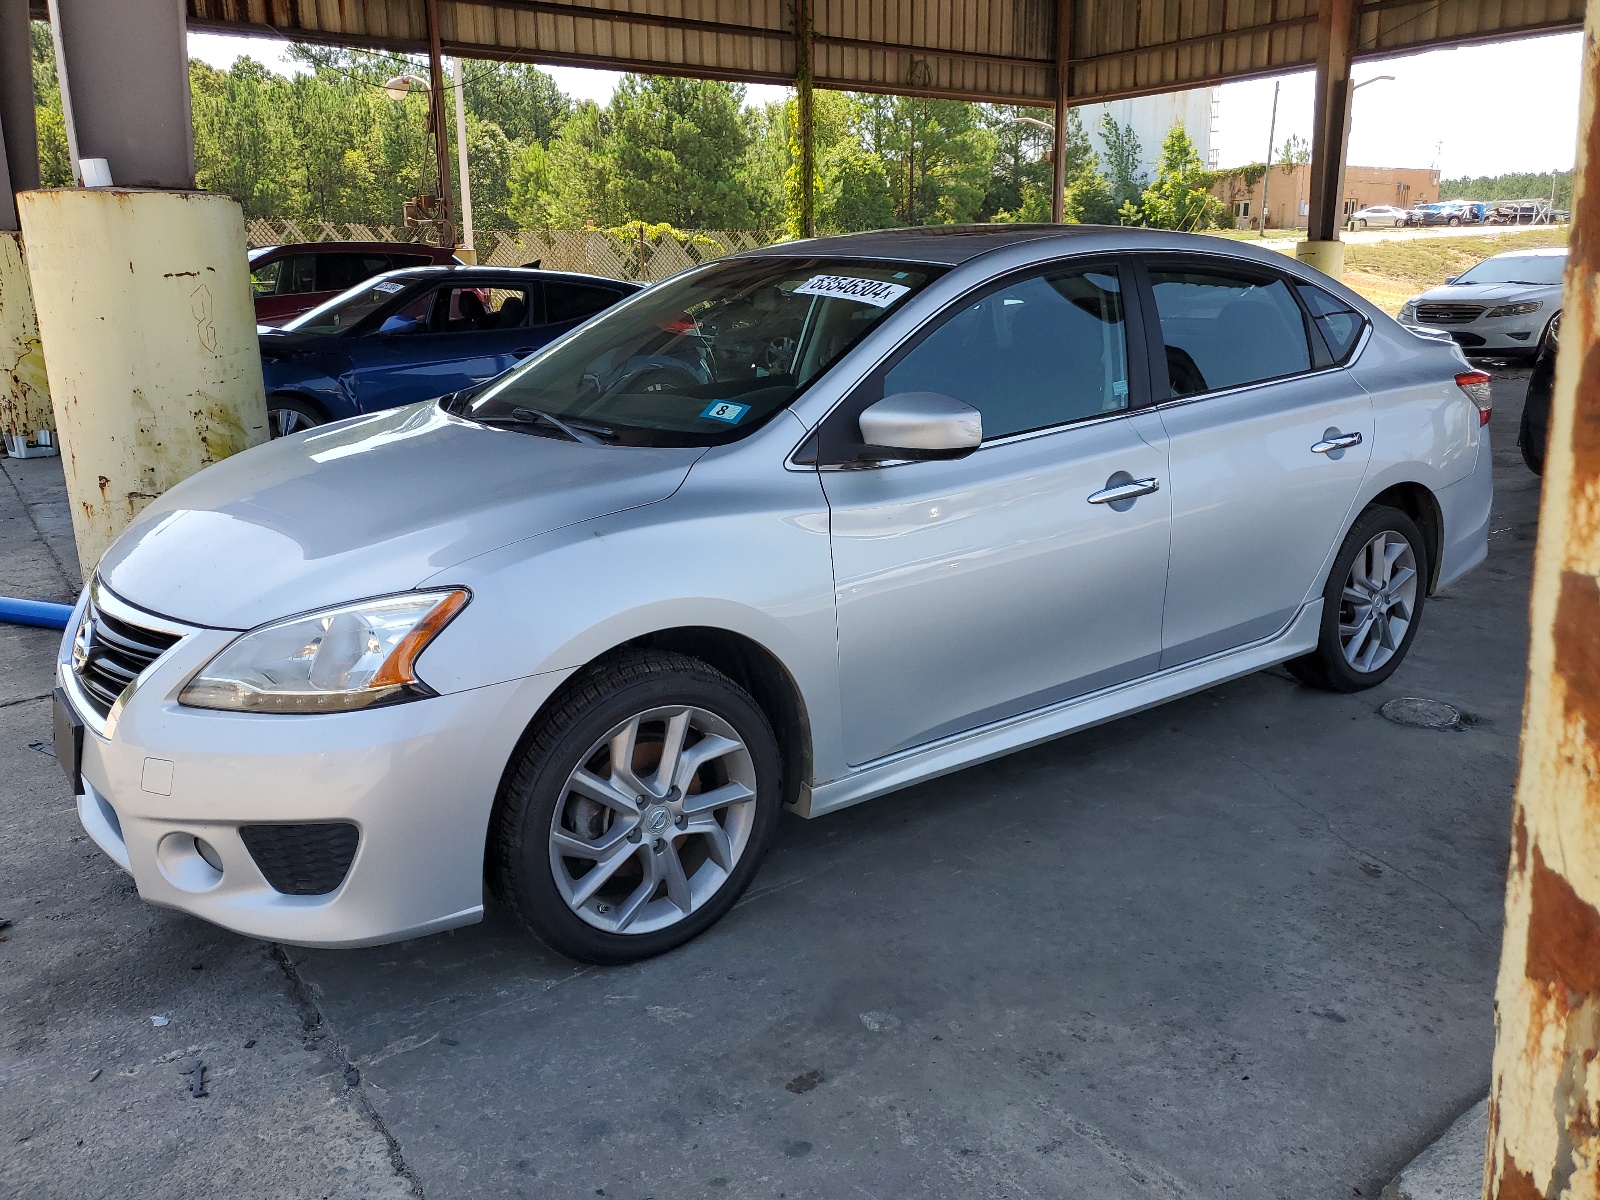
xmin=244 ymin=220 xmax=779 ymax=283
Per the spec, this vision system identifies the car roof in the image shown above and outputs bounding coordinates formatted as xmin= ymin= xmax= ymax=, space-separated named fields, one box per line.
xmin=1486 ymin=247 xmax=1568 ymax=259
xmin=739 ymin=224 xmax=1114 ymax=266
xmin=251 ymin=241 xmax=458 ymax=257
xmin=368 ymin=265 xmax=644 ymax=287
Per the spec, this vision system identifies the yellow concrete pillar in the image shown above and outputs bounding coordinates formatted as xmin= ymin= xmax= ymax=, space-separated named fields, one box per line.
xmin=0 ymin=230 xmax=53 ymax=456
xmin=18 ymin=188 xmax=267 ymax=577
xmin=1295 ymin=239 xmax=1347 ymax=280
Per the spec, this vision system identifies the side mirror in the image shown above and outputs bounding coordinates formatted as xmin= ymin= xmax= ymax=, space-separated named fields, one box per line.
xmin=857 ymin=392 xmax=982 ymax=461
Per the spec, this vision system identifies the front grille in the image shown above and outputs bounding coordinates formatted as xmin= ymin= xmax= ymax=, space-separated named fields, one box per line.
xmin=1415 ymin=302 xmax=1485 ymax=325
xmin=240 ymin=823 xmax=360 ymax=895
xmin=71 ymin=595 xmax=183 ymax=718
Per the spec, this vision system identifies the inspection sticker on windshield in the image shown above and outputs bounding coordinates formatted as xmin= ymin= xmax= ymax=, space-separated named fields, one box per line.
xmin=793 ymin=275 xmax=910 ymax=308
xmin=701 ymin=401 xmax=751 ymax=424
xmin=372 ymin=280 xmax=406 ymax=294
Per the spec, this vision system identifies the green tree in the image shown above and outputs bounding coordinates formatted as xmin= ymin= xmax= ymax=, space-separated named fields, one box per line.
xmin=850 ymin=94 xmax=995 ymax=226
xmin=817 ymin=140 xmax=896 ymax=233
xmin=506 ymin=141 xmax=555 ymax=229
xmin=191 ymin=59 xmax=296 ymax=217
xmin=1134 ymin=123 xmax=1228 ymax=231
xmin=30 ymin=22 xmax=72 ymax=187
xmin=460 ymin=61 xmax=571 ymax=147
xmin=1099 ymin=113 xmax=1146 ymax=216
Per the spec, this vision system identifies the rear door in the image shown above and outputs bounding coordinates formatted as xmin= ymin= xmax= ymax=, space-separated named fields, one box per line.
xmin=1135 ymin=255 xmax=1373 ymax=668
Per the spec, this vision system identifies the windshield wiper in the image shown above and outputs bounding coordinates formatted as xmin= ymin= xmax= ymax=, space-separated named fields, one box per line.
xmin=471 ymin=406 xmax=615 ymax=445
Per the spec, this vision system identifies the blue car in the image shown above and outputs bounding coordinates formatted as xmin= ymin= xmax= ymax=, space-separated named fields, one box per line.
xmin=259 ymin=266 xmax=643 ymax=436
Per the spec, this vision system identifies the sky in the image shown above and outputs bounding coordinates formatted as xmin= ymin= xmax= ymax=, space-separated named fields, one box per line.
xmin=188 ymin=28 xmax=1582 ymax=180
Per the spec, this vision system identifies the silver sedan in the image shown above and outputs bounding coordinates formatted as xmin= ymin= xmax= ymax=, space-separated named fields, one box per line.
xmin=59 ymin=226 xmax=1492 ymax=963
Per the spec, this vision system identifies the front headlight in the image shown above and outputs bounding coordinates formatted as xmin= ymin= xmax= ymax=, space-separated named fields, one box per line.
xmin=179 ymin=590 xmax=469 ymax=713
xmin=1398 ymin=301 xmax=1417 ymax=322
xmin=1484 ymin=300 xmax=1542 ymax=318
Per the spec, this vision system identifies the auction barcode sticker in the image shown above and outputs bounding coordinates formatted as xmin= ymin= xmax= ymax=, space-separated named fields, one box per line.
xmin=793 ymin=275 xmax=911 ymax=308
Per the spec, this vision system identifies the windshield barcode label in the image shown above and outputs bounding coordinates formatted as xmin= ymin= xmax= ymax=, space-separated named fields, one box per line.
xmin=793 ymin=276 xmax=911 ymax=308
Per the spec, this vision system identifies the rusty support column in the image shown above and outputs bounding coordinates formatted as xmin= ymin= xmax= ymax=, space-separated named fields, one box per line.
xmin=794 ymin=0 xmax=816 ymax=238
xmin=425 ymin=0 xmax=456 ymax=249
xmin=1051 ymin=0 xmax=1073 ymax=223
xmin=1483 ymin=9 xmax=1600 ymax=1198
xmin=1297 ymin=0 xmax=1357 ymax=276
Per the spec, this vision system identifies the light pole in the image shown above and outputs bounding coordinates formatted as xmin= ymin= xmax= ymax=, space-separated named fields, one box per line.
xmin=384 ymin=71 xmax=459 ymax=249
xmin=1345 ymin=75 xmax=1395 ymax=229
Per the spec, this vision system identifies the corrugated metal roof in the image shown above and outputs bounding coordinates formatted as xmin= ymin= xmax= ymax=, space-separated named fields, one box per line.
xmin=167 ymin=0 xmax=1585 ymax=105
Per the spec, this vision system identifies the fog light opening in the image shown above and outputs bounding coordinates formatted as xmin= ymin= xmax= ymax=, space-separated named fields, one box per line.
xmin=195 ymin=837 xmax=224 ymax=872
xmin=156 ymin=832 xmax=225 ymax=892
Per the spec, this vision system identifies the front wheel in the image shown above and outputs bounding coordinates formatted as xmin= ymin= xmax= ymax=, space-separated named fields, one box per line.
xmin=1357 ymin=218 xmax=1368 ymax=229
xmin=266 ymin=394 xmax=326 ymax=438
xmin=490 ymin=651 xmax=782 ymax=963
xmin=1287 ymin=506 xmax=1428 ymax=693
xmin=1447 ymin=216 xmax=1462 ymax=227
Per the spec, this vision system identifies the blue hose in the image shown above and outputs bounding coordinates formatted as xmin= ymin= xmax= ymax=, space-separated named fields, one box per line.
xmin=0 ymin=597 xmax=74 ymax=629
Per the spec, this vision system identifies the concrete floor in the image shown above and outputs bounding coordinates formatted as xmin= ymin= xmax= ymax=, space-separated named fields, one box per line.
xmin=1 ymin=368 xmax=1540 ymax=1199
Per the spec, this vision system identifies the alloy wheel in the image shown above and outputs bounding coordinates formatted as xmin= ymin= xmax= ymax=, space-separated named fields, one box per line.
xmin=1338 ymin=530 xmax=1419 ymax=673
xmin=548 ymin=705 xmax=758 ymax=935
xmin=269 ymin=406 xmax=317 ymax=438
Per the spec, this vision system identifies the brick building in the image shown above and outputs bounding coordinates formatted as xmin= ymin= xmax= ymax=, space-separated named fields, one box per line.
xmin=1211 ymin=164 xmax=1441 ymax=231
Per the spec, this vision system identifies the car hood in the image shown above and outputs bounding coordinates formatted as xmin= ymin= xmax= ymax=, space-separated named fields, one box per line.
xmin=98 ymin=402 xmax=704 ymax=629
xmin=1411 ymin=282 xmax=1559 ymax=304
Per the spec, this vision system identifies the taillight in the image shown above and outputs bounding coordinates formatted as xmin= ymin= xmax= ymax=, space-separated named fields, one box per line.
xmin=1456 ymin=370 xmax=1493 ymax=426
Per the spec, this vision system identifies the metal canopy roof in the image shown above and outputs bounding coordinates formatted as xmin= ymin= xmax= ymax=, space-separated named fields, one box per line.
xmin=156 ymin=0 xmax=1581 ymax=105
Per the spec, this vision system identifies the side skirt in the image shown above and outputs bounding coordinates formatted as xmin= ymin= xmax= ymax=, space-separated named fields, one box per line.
xmin=795 ymin=601 xmax=1323 ymax=819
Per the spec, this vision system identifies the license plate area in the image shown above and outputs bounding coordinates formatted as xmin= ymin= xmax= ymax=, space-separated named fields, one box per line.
xmin=53 ymin=687 xmax=84 ymax=795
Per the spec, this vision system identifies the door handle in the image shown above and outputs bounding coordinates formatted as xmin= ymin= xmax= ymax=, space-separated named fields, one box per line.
xmin=1311 ymin=431 xmax=1363 ymax=454
xmin=1087 ymin=477 xmax=1161 ymax=505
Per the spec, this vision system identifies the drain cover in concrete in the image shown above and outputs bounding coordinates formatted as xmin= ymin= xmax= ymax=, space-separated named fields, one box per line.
xmin=1380 ymin=697 xmax=1461 ymax=729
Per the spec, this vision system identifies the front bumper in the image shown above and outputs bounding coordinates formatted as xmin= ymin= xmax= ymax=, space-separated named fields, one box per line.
xmin=1408 ymin=314 xmax=1547 ymax=353
xmin=61 ymin=591 xmax=572 ymax=947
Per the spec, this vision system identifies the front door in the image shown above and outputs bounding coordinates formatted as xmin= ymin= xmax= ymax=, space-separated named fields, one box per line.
xmin=353 ymin=284 xmax=539 ymax=412
xmin=1138 ymin=258 xmax=1374 ymax=667
xmin=820 ymin=262 xmax=1173 ymax=767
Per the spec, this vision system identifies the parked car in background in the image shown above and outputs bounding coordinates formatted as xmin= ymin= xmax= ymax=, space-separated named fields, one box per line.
xmin=1398 ymin=247 xmax=1565 ymax=359
xmin=61 ymin=225 xmax=1491 ymax=963
xmin=1350 ymin=205 xmax=1411 ymax=228
xmin=1408 ymin=202 xmax=1484 ymax=227
xmin=1520 ymin=323 xmax=1559 ymax=475
xmin=250 ymin=241 xmax=462 ymax=327
xmin=259 ymin=266 xmax=641 ymax=436
xmin=1487 ymin=200 xmax=1559 ymax=225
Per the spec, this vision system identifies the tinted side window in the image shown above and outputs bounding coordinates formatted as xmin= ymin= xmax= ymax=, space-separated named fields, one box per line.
xmin=317 ymin=253 xmax=390 ymax=293
xmin=1295 ymin=282 xmax=1365 ymax=362
xmin=249 ymin=259 xmax=281 ymax=296
xmin=546 ymin=283 xmax=623 ymax=324
xmin=884 ymin=267 xmax=1131 ymax=441
xmin=1148 ymin=268 xmax=1311 ymax=396
xmin=277 ymin=254 xmax=318 ymax=295
xmin=389 ymin=253 xmax=433 ymax=269
xmin=440 ymin=287 xmax=533 ymax=332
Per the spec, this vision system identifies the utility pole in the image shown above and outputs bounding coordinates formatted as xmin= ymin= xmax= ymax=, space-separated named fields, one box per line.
xmin=1259 ymin=80 xmax=1280 ymax=236
xmin=423 ymin=0 xmax=455 ymax=249
xmin=453 ymin=58 xmax=474 ymax=259
xmin=1483 ymin=6 xmax=1600 ymax=1196
xmin=794 ymin=0 xmax=815 ymax=238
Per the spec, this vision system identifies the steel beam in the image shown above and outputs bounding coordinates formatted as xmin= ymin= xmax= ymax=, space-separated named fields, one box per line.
xmin=0 ymin=0 xmax=38 ymax=230
xmin=425 ymin=0 xmax=456 ymax=248
xmin=795 ymin=0 xmax=815 ymax=238
xmin=1298 ymin=0 xmax=1358 ymax=275
xmin=49 ymin=0 xmax=193 ymax=188
xmin=1483 ymin=4 xmax=1600 ymax=1195
xmin=1052 ymin=0 xmax=1072 ymax=223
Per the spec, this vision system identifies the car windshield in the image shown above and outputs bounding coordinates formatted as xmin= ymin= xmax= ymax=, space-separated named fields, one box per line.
xmin=1454 ymin=255 xmax=1567 ymax=286
xmin=283 ymin=275 xmax=423 ymax=334
xmin=457 ymin=256 xmax=940 ymax=447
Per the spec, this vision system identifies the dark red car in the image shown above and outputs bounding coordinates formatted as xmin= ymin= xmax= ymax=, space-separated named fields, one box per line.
xmin=249 ymin=241 xmax=462 ymax=327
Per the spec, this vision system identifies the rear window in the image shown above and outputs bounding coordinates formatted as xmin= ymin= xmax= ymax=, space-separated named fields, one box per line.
xmin=547 ymin=283 xmax=625 ymax=324
xmin=1295 ymin=283 xmax=1366 ymax=362
xmin=1148 ymin=268 xmax=1312 ymax=396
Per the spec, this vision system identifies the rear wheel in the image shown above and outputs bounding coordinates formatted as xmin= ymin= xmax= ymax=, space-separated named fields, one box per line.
xmin=1287 ymin=505 xmax=1428 ymax=692
xmin=266 ymin=394 xmax=326 ymax=438
xmin=490 ymin=651 xmax=783 ymax=963
xmin=1357 ymin=218 xmax=1368 ymax=229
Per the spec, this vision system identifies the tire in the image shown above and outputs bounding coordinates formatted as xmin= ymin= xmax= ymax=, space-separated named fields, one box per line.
xmin=1448 ymin=216 xmax=1461 ymax=227
xmin=1357 ymin=218 xmax=1367 ymax=229
xmin=266 ymin=394 xmax=326 ymax=438
xmin=1287 ymin=505 xmax=1429 ymax=693
xmin=490 ymin=650 xmax=783 ymax=964
xmin=1540 ymin=310 xmax=1563 ymax=355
